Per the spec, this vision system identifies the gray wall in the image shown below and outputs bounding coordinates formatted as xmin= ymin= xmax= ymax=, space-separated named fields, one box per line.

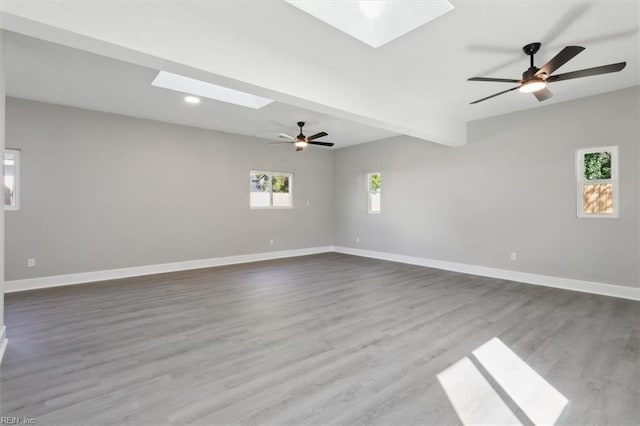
xmin=5 ymin=98 xmax=334 ymax=280
xmin=334 ymin=87 xmax=639 ymax=288
xmin=5 ymin=88 xmax=639 ymax=288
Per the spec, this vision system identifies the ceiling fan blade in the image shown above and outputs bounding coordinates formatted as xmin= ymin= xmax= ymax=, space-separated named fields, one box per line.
xmin=308 ymin=141 xmax=334 ymax=147
xmin=533 ymin=87 xmax=553 ymax=102
xmin=469 ymin=85 xmax=521 ymax=104
xmin=268 ymin=141 xmax=293 ymax=145
xmin=307 ymin=131 xmax=328 ymax=141
xmin=296 ymin=146 xmax=304 ymax=152
xmin=278 ymin=133 xmax=296 ymax=140
xmin=468 ymin=77 xmax=521 ymax=83
xmin=536 ymin=46 xmax=585 ymax=77
xmin=547 ymin=62 xmax=627 ymax=82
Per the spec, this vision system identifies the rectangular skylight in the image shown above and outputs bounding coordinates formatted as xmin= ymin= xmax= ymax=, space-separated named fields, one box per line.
xmin=285 ymin=1 xmax=454 ymax=48
xmin=151 ymin=71 xmax=274 ymax=109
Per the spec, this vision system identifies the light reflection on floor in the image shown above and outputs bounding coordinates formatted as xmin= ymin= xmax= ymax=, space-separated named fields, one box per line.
xmin=438 ymin=357 xmax=523 ymax=425
xmin=437 ymin=337 xmax=568 ymax=425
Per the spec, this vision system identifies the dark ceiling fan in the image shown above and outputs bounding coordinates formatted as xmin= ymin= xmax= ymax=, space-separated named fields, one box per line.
xmin=468 ymin=42 xmax=626 ymax=104
xmin=270 ymin=122 xmax=334 ymax=151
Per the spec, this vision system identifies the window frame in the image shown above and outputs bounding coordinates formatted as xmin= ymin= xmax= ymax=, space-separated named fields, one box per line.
xmin=367 ymin=172 xmax=381 ymax=214
xmin=4 ymin=148 xmax=20 ymax=211
xmin=249 ymin=170 xmax=294 ymax=209
xmin=576 ymin=145 xmax=618 ymax=219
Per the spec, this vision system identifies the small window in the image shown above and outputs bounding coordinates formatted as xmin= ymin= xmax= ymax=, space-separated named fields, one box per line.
xmin=250 ymin=170 xmax=293 ymax=208
xmin=367 ymin=172 xmax=381 ymax=214
xmin=4 ymin=149 xmax=20 ymax=211
xmin=576 ymin=146 xmax=618 ymax=218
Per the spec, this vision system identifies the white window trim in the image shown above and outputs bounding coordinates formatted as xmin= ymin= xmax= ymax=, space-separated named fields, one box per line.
xmin=576 ymin=145 xmax=618 ymax=219
xmin=367 ymin=172 xmax=381 ymax=214
xmin=250 ymin=170 xmax=294 ymax=209
xmin=4 ymin=149 xmax=20 ymax=211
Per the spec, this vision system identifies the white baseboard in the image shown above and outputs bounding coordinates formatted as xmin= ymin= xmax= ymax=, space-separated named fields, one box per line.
xmin=332 ymin=246 xmax=640 ymax=301
xmin=5 ymin=246 xmax=333 ymax=293
xmin=5 ymin=245 xmax=638 ymax=301
xmin=0 ymin=326 xmax=7 ymax=364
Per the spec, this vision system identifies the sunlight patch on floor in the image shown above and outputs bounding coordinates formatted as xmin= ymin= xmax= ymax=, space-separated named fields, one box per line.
xmin=437 ymin=357 xmax=523 ymax=425
xmin=438 ymin=337 xmax=568 ymax=425
xmin=473 ymin=337 xmax=568 ymax=425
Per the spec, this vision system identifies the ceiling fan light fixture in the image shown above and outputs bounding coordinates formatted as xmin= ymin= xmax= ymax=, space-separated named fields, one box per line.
xmin=519 ymin=78 xmax=547 ymax=93
xmin=295 ymin=141 xmax=308 ymax=148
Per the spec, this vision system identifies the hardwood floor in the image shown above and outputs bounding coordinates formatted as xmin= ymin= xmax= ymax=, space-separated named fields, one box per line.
xmin=1 ymin=253 xmax=638 ymax=425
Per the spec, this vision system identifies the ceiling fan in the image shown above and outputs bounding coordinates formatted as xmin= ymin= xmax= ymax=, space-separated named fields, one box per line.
xmin=270 ymin=122 xmax=334 ymax=151
xmin=468 ymin=42 xmax=627 ymax=104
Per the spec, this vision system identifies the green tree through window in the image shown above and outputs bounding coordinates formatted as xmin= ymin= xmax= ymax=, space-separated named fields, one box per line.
xmin=584 ymin=151 xmax=611 ymax=180
xmin=370 ymin=173 xmax=381 ymax=193
xmin=272 ymin=175 xmax=289 ymax=193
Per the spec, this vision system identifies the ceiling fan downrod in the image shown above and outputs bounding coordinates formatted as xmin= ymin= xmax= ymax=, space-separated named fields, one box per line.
xmin=523 ymin=42 xmax=541 ymax=80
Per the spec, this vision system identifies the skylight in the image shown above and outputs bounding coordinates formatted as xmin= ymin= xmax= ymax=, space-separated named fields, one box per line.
xmin=285 ymin=1 xmax=454 ymax=48
xmin=151 ymin=71 xmax=274 ymax=109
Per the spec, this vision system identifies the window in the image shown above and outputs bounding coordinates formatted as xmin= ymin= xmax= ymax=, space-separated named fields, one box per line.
xmin=576 ymin=146 xmax=618 ymax=218
xmin=250 ymin=170 xmax=293 ymax=208
xmin=367 ymin=172 xmax=381 ymax=214
xmin=4 ymin=149 xmax=20 ymax=211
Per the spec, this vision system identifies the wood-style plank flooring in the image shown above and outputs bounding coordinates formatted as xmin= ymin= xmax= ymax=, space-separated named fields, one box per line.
xmin=1 ymin=253 xmax=638 ymax=425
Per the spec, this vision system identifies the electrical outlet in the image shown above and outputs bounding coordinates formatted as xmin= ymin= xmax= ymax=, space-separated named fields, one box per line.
xmin=510 ymin=252 xmax=517 ymax=261
xmin=269 ymin=238 xmax=274 ymax=246
xmin=27 ymin=258 xmax=36 ymax=267
xmin=306 ymin=200 xmax=310 ymax=207
xmin=356 ymin=237 xmax=360 ymax=243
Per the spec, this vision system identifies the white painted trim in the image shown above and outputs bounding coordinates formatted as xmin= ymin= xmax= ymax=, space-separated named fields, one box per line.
xmin=4 ymin=148 xmax=20 ymax=211
xmin=367 ymin=172 xmax=381 ymax=214
xmin=5 ymin=246 xmax=333 ymax=293
xmin=0 ymin=326 xmax=7 ymax=364
xmin=576 ymin=145 xmax=619 ymax=218
xmin=5 ymin=245 xmax=638 ymax=301
xmin=249 ymin=170 xmax=293 ymax=209
xmin=332 ymin=246 xmax=640 ymax=301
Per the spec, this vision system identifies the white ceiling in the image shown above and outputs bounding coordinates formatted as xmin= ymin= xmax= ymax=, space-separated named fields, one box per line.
xmin=3 ymin=32 xmax=396 ymax=148
xmin=1 ymin=1 xmax=639 ymax=146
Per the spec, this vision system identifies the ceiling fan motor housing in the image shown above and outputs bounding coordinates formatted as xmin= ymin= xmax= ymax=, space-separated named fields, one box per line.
xmin=523 ymin=67 xmax=540 ymax=81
